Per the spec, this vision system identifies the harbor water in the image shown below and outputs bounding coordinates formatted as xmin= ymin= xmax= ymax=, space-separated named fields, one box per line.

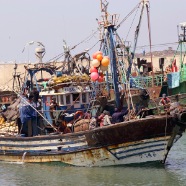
xmin=0 ymin=134 xmax=186 ymax=186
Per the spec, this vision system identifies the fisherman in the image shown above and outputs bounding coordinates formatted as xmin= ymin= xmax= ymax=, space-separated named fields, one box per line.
xmin=111 ymin=108 xmax=128 ymax=124
xmin=159 ymin=94 xmax=171 ymax=111
xmin=97 ymin=110 xmax=111 ymax=127
xmin=89 ymin=116 xmax=97 ymax=130
xmin=103 ymin=111 xmax=112 ymax=126
xmin=19 ymin=93 xmax=38 ymax=137
xmin=49 ymin=97 xmax=59 ymax=126
xmin=27 ymin=94 xmax=38 ymax=136
xmin=31 ymin=88 xmax=43 ymax=135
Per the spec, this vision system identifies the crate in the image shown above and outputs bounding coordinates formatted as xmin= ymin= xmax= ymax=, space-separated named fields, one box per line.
xmin=167 ymin=72 xmax=180 ymax=88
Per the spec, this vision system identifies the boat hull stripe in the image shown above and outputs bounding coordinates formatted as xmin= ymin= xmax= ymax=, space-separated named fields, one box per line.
xmin=112 ymin=143 xmax=166 ymax=155
xmin=117 ymin=148 xmax=165 ymax=160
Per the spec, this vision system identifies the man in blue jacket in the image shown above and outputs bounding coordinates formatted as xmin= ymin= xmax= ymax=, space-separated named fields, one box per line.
xmin=19 ymin=94 xmax=38 ymax=137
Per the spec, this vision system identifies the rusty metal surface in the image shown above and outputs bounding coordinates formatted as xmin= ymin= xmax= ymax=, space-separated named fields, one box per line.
xmin=0 ymin=115 xmax=179 ymax=166
xmin=0 ymin=136 xmax=171 ymax=166
xmin=85 ymin=116 xmax=174 ymax=147
xmin=148 ymin=86 xmax=162 ymax=99
xmin=1 ymin=115 xmax=174 ymax=146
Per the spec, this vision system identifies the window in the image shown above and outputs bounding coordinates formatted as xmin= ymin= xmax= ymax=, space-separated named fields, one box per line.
xmin=59 ymin=95 xmax=64 ymax=105
xmin=66 ymin=94 xmax=71 ymax=105
xmin=82 ymin=93 xmax=87 ymax=103
xmin=73 ymin=93 xmax=80 ymax=102
xmin=51 ymin=96 xmax=58 ymax=103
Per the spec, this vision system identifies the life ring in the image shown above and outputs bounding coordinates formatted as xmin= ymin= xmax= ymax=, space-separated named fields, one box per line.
xmin=74 ymin=111 xmax=84 ymax=119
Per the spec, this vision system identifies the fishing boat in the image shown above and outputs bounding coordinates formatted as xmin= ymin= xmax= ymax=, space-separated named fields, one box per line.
xmin=160 ymin=22 xmax=186 ymax=98
xmin=0 ymin=0 xmax=186 ymax=167
xmin=0 ymin=63 xmax=19 ymax=113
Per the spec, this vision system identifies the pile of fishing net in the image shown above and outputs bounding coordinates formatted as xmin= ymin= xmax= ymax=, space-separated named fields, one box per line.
xmin=0 ymin=116 xmax=18 ymax=136
xmin=48 ymin=74 xmax=90 ymax=86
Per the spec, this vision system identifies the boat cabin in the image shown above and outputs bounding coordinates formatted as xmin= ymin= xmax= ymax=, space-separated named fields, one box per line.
xmin=40 ymin=85 xmax=92 ymax=125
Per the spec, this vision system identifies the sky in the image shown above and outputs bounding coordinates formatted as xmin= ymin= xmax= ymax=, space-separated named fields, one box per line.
xmin=0 ymin=0 xmax=185 ymax=63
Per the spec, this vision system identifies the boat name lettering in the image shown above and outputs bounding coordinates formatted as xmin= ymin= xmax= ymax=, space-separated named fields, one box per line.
xmin=64 ymin=87 xmax=80 ymax=92
xmin=62 ymin=86 xmax=90 ymax=93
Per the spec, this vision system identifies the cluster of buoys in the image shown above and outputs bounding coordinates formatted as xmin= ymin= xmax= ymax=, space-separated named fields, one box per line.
xmin=90 ymin=51 xmax=110 ymax=82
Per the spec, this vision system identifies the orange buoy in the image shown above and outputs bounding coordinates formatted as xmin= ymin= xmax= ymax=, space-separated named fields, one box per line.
xmin=101 ymin=56 xmax=110 ymax=67
xmin=92 ymin=51 xmax=103 ymax=59
xmin=96 ymin=54 xmax=103 ymax=61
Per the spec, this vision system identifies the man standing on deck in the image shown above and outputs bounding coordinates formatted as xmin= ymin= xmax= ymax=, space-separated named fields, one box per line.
xmin=19 ymin=94 xmax=38 ymax=137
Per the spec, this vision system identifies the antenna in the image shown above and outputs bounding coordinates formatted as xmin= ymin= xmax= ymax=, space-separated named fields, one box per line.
xmin=22 ymin=41 xmax=46 ymax=63
xmin=12 ymin=63 xmax=22 ymax=91
xmin=179 ymin=22 xmax=186 ymax=42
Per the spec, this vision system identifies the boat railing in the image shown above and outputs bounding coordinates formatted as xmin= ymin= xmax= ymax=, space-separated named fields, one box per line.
xmin=105 ymin=72 xmax=164 ymax=90
xmin=130 ymin=74 xmax=164 ymax=88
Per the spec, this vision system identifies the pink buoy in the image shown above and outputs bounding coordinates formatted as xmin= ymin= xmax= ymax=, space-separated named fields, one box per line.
xmin=90 ymin=72 xmax=99 ymax=81
xmin=90 ymin=66 xmax=98 ymax=73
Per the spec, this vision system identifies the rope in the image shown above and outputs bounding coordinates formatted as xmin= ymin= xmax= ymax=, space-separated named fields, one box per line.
xmin=47 ymin=29 xmax=99 ymax=62
xmin=5 ymin=84 xmax=58 ymax=132
xmin=125 ymin=5 xmax=140 ymax=42
xmin=116 ymin=3 xmax=141 ymax=30
xmin=146 ymin=3 xmax=153 ymax=66
xmin=163 ymin=111 xmax=168 ymax=154
xmin=87 ymin=40 xmax=100 ymax=52
xmin=136 ymin=42 xmax=178 ymax=50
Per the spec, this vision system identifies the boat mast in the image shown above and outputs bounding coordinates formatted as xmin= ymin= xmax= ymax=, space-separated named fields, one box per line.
xmin=63 ymin=39 xmax=71 ymax=73
xmin=100 ymin=0 xmax=121 ymax=109
xmin=178 ymin=22 xmax=186 ymax=68
xmin=128 ymin=0 xmax=153 ymax=78
xmin=12 ymin=63 xmax=21 ymax=92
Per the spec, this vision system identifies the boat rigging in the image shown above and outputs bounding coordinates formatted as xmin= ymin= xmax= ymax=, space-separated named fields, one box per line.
xmin=0 ymin=0 xmax=185 ymax=167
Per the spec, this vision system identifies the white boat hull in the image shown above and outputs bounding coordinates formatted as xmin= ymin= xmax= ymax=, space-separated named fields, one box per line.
xmin=0 ymin=136 xmax=170 ymax=166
